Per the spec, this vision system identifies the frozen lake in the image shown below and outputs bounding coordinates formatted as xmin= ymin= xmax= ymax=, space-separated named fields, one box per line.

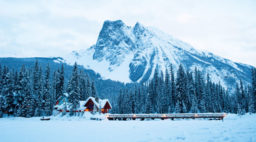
xmin=0 ymin=114 xmax=255 ymax=142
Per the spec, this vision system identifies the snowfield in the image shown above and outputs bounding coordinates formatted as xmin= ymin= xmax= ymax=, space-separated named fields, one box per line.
xmin=65 ymin=20 xmax=252 ymax=91
xmin=0 ymin=114 xmax=255 ymax=142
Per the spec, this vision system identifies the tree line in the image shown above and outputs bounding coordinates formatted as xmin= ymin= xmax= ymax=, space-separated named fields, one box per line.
xmin=0 ymin=61 xmax=97 ymax=117
xmin=114 ymin=65 xmax=256 ymax=114
xmin=0 ymin=61 xmax=255 ymax=117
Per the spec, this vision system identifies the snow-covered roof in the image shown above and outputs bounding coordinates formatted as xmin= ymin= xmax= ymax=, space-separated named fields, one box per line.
xmin=85 ymin=97 xmax=100 ymax=108
xmin=55 ymin=95 xmax=111 ymax=111
xmin=78 ymin=101 xmax=87 ymax=110
xmin=55 ymin=101 xmax=72 ymax=110
xmin=100 ymin=99 xmax=112 ymax=109
xmin=84 ymin=97 xmax=112 ymax=109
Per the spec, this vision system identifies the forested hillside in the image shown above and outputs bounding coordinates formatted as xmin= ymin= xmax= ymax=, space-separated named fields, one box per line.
xmin=0 ymin=59 xmax=255 ymax=117
xmin=114 ymin=65 xmax=256 ymax=114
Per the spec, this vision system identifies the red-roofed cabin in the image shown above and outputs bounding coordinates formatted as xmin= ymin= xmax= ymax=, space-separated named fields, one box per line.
xmin=101 ymin=101 xmax=112 ymax=113
xmin=84 ymin=98 xmax=99 ymax=112
xmin=84 ymin=97 xmax=112 ymax=113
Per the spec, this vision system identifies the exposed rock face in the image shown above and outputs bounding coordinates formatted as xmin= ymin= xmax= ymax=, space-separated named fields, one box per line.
xmin=66 ymin=20 xmax=252 ymax=92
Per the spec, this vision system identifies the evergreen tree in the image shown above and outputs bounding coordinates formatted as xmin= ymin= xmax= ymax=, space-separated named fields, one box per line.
xmin=162 ymin=68 xmax=170 ymax=113
xmin=0 ymin=65 xmax=3 ymax=117
xmin=135 ymin=86 xmax=143 ymax=113
xmin=187 ymin=71 xmax=198 ymax=113
xmin=56 ymin=65 xmax=65 ymax=101
xmin=86 ymin=77 xmax=91 ymax=99
xmin=251 ymin=68 xmax=256 ymax=111
xmin=0 ymin=64 xmax=3 ymax=95
xmin=145 ymin=93 xmax=153 ymax=114
xmin=79 ymin=71 xmax=87 ymax=100
xmin=130 ymin=91 xmax=135 ymax=114
xmin=0 ymin=95 xmax=3 ymax=117
xmin=20 ymin=70 xmax=34 ymax=117
xmin=239 ymin=80 xmax=247 ymax=112
xmin=175 ymin=65 xmax=187 ymax=113
xmin=151 ymin=66 xmax=159 ymax=112
xmin=199 ymin=98 xmax=206 ymax=112
xmin=175 ymin=101 xmax=181 ymax=113
xmin=33 ymin=61 xmax=42 ymax=116
xmin=147 ymin=80 xmax=154 ymax=113
xmin=190 ymin=95 xmax=199 ymax=113
xmin=91 ymin=81 xmax=97 ymax=98
xmin=117 ymin=90 xmax=124 ymax=114
xmin=194 ymin=69 xmax=206 ymax=112
xmin=52 ymin=70 xmax=57 ymax=105
xmin=33 ymin=61 xmax=40 ymax=96
xmin=15 ymin=66 xmax=27 ymax=116
xmin=36 ymin=67 xmax=44 ymax=116
xmin=0 ymin=64 xmax=2 ymax=92
xmin=1 ymin=67 xmax=14 ymax=115
xmin=67 ymin=62 xmax=80 ymax=115
xmin=205 ymin=74 xmax=213 ymax=112
xmin=170 ymin=64 xmax=176 ymax=112
xmin=121 ymin=89 xmax=131 ymax=114
xmin=236 ymin=81 xmax=246 ymax=114
xmin=237 ymin=103 xmax=244 ymax=115
xmin=42 ymin=64 xmax=52 ymax=116
xmin=12 ymin=71 xmax=19 ymax=115
xmin=247 ymin=86 xmax=255 ymax=114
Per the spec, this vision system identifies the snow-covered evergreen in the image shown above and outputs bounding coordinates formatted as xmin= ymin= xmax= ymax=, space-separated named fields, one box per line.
xmin=67 ymin=63 xmax=80 ymax=115
xmin=116 ymin=64 xmax=256 ymax=114
xmin=0 ymin=61 xmax=98 ymax=117
xmin=0 ymin=61 xmax=255 ymax=117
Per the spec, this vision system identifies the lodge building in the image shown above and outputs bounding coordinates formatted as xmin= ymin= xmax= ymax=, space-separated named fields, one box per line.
xmin=54 ymin=95 xmax=112 ymax=114
xmin=84 ymin=97 xmax=112 ymax=113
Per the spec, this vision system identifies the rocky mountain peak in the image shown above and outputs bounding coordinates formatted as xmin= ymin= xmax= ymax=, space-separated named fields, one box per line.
xmin=66 ymin=20 xmax=252 ymax=92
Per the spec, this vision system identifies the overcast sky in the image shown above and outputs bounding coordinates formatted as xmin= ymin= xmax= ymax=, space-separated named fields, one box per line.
xmin=0 ymin=0 xmax=256 ymax=66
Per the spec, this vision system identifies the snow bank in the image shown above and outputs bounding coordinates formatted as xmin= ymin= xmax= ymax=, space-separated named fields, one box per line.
xmin=0 ymin=114 xmax=255 ymax=142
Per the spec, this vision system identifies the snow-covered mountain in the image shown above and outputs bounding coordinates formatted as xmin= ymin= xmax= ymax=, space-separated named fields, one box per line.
xmin=65 ymin=20 xmax=252 ymax=91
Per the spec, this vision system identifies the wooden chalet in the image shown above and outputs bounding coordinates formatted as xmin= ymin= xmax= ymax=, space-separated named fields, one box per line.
xmin=100 ymin=100 xmax=112 ymax=113
xmin=84 ymin=97 xmax=112 ymax=113
xmin=54 ymin=95 xmax=112 ymax=114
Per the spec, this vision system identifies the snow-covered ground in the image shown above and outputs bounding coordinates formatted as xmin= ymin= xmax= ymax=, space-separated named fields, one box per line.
xmin=0 ymin=114 xmax=255 ymax=142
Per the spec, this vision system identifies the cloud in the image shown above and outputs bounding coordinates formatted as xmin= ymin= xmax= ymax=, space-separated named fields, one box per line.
xmin=0 ymin=0 xmax=255 ymax=67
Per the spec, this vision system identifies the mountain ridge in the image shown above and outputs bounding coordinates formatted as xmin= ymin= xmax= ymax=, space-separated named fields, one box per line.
xmin=65 ymin=20 xmax=253 ymax=92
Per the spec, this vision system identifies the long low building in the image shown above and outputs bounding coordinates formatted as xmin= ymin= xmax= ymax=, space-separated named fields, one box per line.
xmin=106 ymin=113 xmax=227 ymax=120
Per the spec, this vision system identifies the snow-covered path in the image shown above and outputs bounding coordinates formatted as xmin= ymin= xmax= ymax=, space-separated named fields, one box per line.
xmin=0 ymin=114 xmax=255 ymax=142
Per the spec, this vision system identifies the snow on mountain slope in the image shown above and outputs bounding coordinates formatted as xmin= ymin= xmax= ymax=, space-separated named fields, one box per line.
xmin=65 ymin=20 xmax=253 ymax=91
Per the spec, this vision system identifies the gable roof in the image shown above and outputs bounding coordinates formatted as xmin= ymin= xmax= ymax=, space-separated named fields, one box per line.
xmin=100 ymin=99 xmax=112 ymax=109
xmin=54 ymin=95 xmax=112 ymax=111
xmin=84 ymin=97 xmax=112 ymax=109
xmin=85 ymin=97 xmax=100 ymax=108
